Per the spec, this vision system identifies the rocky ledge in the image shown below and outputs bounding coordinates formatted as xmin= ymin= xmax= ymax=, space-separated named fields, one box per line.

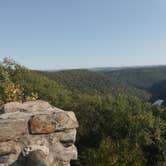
xmin=0 ymin=100 xmax=79 ymax=166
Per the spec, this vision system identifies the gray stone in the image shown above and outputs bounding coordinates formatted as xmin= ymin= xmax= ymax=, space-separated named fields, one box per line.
xmin=0 ymin=119 xmax=27 ymax=141
xmin=0 ymin=101 xmax=78 ymax=166
xmin=4 ymin=100 xmax=52 ymax=113
xmin=22 ymin=100 xmax=53 ymax=112
xmin=4 ymin=102 xmax=22 ymax=113
xmin=0 ymin=141 xmax=18 ymax=156
xmin=0 ymin=141 xmax=21 ymax=165
xmin=29 ymin=111 xmax=78 ymax=134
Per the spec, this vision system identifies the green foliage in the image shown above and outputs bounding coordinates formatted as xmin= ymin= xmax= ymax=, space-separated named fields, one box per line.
xmin=78 ymin=137 xmax=147 ymax=166
xmin=100 ymin=66 xmax=166 ymax=102
xmin=74 ymin=96 xmax=166 ymax=166
xmin=101 ymin=66 xmax=166 ymax=89
xmin=39 ymin=69 xmax=151 ymax=101
xmin=0 ymin=58 xmax=165 ymax=166
xmin=0 ymin=58 xmax=38 ymax=106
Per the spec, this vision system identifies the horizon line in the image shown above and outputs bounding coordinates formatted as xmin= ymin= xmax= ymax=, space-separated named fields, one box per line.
xmin=33 ymin=64 xmax=166 ymax=72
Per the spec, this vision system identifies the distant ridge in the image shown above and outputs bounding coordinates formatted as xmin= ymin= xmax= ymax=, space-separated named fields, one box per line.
xmin=36 ymin=65 xmax=166 ymax=73
xmin=96 ymin=65 xmax=166 ymax=102
xmin=38 ymin=69 xmax=151 ymax=100
xmin=89 ymin=65 xmax=166 ymax=72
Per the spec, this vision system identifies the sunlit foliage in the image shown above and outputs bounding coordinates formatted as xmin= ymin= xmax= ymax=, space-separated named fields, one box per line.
xmin=0 ymin=58 xmax=165 ymax=166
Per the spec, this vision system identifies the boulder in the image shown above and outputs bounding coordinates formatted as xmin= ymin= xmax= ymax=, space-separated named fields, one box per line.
xmin=0 ymin=141 xmax=21 ymax=165
xmin=22 ymin=100 xmax=53 ymax=112
xmin=3 ymin=100 xmax=52 ymax=113
xmin=0 ymin=141 xmax=19 ymax=156
xmin=0 ymin=119 xmax=27 ymax=142
xmin=4 ymin=102 xmax=22 ymax=113
xmin=29 ymin=111 xmax=79 ymax=134
xmin=0 ymin=100 xmax=78 ymax=166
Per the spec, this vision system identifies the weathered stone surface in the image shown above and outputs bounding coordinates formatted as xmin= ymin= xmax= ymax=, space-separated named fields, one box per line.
xmin=29 ymin=111 xmax=78 ymax=134
xmin=0 ymin=101 xmax=78 ymax=166
xmin=0 ymin=119 xmax=27 ymax=141
xmin=0 ymin=141 xmax=19 ymax=155
xmin=0 ymin=163 xmax=8 ymax=166
xmin=0 ymin=141 xmax=21 ymax=165
xmin=4 ymin=102 xmax=22 ymax=113
xmin=46 ymin=129 xmax=77 ymax=166
xmin=22 ymin=100 xmax=53 ymax=112
xmin=4 ymin=100 xmax=52 ymax=113
xmin=60 ymin=129 xmax=77 ymax=143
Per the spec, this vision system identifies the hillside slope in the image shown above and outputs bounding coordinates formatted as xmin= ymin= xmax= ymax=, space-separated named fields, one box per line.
xmin=39 ymin=69 xmax=151 ymax=100
xmin=0 ymin=59 xmax=165 ymax=166
xmin=100 ymin=66 xmax=166 ymax=89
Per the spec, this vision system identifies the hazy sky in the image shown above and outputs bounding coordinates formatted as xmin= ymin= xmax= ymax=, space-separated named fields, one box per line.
xmin=0 ymin=0 xmax=166 ymax=69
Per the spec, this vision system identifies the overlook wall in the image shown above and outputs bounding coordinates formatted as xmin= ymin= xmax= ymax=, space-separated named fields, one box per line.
xmin=0 ymin=100 xmax=79 ymax=166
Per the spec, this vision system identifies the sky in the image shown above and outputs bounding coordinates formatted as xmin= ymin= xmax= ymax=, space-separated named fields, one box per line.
xmin=0 ymin=0 xmax=166 ymax=70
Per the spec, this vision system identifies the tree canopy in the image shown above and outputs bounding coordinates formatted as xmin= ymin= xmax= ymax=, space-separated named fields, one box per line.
xmin=0 ymin=59 xmax=165 ymax=166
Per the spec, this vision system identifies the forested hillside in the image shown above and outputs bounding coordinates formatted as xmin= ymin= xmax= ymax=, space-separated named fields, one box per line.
xmin=99 ymin=66 xmax=166 ymax=101
xmin=0 ymin=59 xmax=165 ymax=166
xmin=100 ymin=66 xmax=166 ymax=89
xmin=149 ymin=80 xmax=166 ymax=101
xmin=39 ymin=70 xmax=151 ymax=100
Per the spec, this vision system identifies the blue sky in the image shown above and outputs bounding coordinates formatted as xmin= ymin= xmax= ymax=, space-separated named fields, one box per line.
xmin=0 ymin=0 xmax=166 ymax=69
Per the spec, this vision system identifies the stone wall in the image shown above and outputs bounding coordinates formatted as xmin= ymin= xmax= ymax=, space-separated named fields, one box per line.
xmin=0 ymin=100 xmax=79 ymax=166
